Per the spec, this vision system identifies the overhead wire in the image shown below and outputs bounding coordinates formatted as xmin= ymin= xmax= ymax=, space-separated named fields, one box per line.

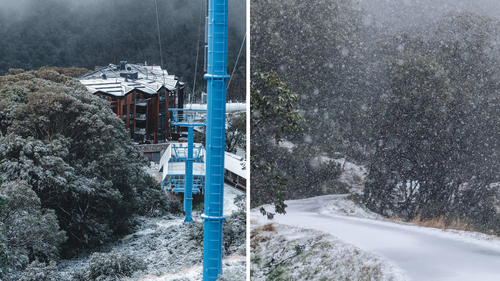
xmin=226 ymin=32 xmax=247 ymax=95
xmin=192 ymin=0 xmax=205 ymax=107
xmin=154 ymin=0 xmax=165 ymax=86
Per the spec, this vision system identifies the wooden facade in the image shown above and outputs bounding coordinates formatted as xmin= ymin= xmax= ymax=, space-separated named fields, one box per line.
xmin=81 ymin=63 xmax=185 ymax=144
xmin=96 ymin=87 xmax=184 ymax=144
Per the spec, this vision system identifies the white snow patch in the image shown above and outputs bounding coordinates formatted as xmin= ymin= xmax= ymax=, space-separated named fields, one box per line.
xmin=224 ymin=183 xmax=244 ymax=216
xmin=255 ymin=195 xmax=500 ymax=281
xmin=334 ymin=157 xmax=368 ymax=193
xmin=278 ymin=140 xmax=295 ymax=152
xmin=155 ymin=218 xmax=184 ymax=229
xmin=140 ymin=254 xmax=245 ymax=281
xmin=319 ymin=194 xmax=384 ymax=220
xmin=251 ymin=221 xmax=406 ymax=281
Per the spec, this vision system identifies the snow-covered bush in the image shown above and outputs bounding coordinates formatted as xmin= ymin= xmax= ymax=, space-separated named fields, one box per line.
xmin=234 ymin=194 xmax=246 ymax=210
xmin=19 ymin=260 xmax=62 ymax=281
xmin=223 ymin=209 xmax=246 ymax=255
xmin=165 ymin=198 xmax=184 ymax=215
xmin=0 ymin=181 xmax=66 ymax=280
xmin=86 ymin=251 xmax=146 ymax=281
xmin=135 ymin=176 xmax=178 ymax=217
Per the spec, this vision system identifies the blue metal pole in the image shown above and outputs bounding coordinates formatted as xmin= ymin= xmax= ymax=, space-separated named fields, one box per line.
xmin=202 ymin=0 xmax=229 ymax=279
xmin=184 ymin=125 xmax=194 ymax=223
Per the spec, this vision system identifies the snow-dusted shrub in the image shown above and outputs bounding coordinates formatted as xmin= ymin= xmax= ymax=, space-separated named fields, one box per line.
xmin=223 ymin=209 xmax=246 ymax=255
xmin=135 ymin=176 xmax=174 ymax=217
xmin=0 ymin=181 xmax=66 ymax=280
xmin=19 ymin=260 xmax=62 ymax=281
xmin=0 ymin=70 xmax=170 ymax=251
xmin=0 ymin=188 xmax=7 ymax=273
xmin=86 ymin=251 xmax=146 ymax=281
xmin=0 ymin=229 xmax=7 ymax=277
xmin=165 ymin=198 xmax=183 ymax=215
xmin=234 ymin=194 xmax=246 ymax=210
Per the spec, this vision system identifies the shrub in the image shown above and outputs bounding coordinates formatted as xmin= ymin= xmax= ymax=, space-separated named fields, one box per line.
xmin=87 ymin=251 xmax=146 ymax=281
xmin=0 ymin=181 xmax=66 ymax=279
xmin=223 ymin=209 xmax=246 ymax=255
xmin=0 ymin=69 xmax=169 ymax=251
xmin=165 ymin=198 xmax=184 ymax=215
xmin=19 ymin=260 xmax=62 ymax=281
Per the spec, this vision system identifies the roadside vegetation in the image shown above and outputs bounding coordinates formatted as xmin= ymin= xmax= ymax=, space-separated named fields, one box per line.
xmin=251 ymin=223 xmax=404 ymax=281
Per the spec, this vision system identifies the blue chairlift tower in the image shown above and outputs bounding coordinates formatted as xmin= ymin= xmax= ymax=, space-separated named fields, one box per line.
xmin=202 ymin=0 xmax=230 ymax=279
xmin=168 ymin=109 xmax=206 ymax=222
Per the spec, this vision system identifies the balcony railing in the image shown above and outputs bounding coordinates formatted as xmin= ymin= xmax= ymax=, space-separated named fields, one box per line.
xmin=136 ymin=99 xmax=148 ymax=106
xmin=135 ymin=113 xmax=147 ymax=120
xmin=135 ymin=128 xmax=146 ymax=135
xmin=169 ymin=109 xmax=207 ymax=126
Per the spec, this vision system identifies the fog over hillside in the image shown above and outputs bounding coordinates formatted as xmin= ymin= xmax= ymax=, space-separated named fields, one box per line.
xmin=358 ymin=0 xmax=500 ymax=34
xmin=0 ymin=0 xmax=246 ymax=100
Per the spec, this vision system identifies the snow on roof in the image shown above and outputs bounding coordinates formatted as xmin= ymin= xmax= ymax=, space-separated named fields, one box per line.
xmin=79 ymin=62 xmax=181 ymax=97
xmin=224 ymin=152 xmax=246 ymax=179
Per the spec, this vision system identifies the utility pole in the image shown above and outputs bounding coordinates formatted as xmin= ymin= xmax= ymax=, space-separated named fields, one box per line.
xmin=202 ymin=0 xmax=229 ymax=279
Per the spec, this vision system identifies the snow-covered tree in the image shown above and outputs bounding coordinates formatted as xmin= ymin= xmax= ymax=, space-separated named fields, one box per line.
xmin=225 ymin=111 xmax=246 ymax=154
xmin=0 ymin=180 xmax=66 ymax=280
xmin=364 ymin=13 xmax=500 ymax=232
xmin=0 ymin=68 xmax=170 ymax=253
xmin=250 ymin=72 xmax=303 ymax=217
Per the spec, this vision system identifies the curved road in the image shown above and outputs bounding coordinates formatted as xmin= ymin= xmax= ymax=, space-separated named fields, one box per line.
xmin=252 ymin=195 xmax=500 ymax=281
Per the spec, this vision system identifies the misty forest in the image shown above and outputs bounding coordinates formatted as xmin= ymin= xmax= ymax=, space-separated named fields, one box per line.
xmin=0 ymin=0 xmax=246 ymax=101
xmin=0 ymin=0 xmax=246 ymax=280
xmin=251 ymin=0 xmax=500 ymax=235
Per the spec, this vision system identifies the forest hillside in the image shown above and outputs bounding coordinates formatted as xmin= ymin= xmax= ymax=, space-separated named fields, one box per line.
xmin=251 ymin=0 xmax=500 ymax=234
xmin=0 ymin=0 xmax=246 ymax=101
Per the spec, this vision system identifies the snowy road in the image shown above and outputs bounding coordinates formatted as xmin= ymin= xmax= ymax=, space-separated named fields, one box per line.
xmin=252 ymin=195 xmax=500 ymax=281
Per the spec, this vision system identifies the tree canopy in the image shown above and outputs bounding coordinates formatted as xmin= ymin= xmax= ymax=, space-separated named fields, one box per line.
xmin=363 ymin=13 xmax=500 ymax=231
xmin=0 ymin=68 xmax=172 ymax=279
xmin=250 ymin=72 xmax=304 ymax=218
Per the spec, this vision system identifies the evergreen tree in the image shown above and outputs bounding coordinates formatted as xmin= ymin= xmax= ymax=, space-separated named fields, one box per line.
xmin=0 ymin=68 xmax=169 ymax=252
xmin=364 ymin=13 xmax=500 ymax=231
xmin=250 ymin=72 xmax=303 ymax=217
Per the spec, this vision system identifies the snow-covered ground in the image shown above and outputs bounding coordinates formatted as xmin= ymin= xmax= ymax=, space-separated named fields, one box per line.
xmin=311 ymin=155 xmax=368 ymax=193
xmin=139 ymin=253 xmax=245 ymax=281
xmin=59 ymin=184 xmax=245 ymax=281
xmin=224 ymin=182 xmax=244 ymax=216
xmin=252 ymin=195 xmax=500 ymax=281
xmin=334 ymin=157 xmax=368 ymax=193
xmin=251 ymin=222 xmax=405 ymax=281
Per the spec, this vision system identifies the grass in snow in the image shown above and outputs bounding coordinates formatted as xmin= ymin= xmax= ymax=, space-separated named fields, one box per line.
xmin=250 ymin=223 xmax=405 ymax=281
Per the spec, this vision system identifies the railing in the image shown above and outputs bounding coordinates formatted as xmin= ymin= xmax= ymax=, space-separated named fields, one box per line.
xmin=136 ymin=99 xmax=148 ymax=106
xmin=171 ymin=146 xmax=205 ymax=161
xmin=135 ymin=113 xmax=146 ymax=120
xmin=134 ymin=128 xmax=146 ymax=135
xmin=169 ymin=109 xmax=207 ymax=126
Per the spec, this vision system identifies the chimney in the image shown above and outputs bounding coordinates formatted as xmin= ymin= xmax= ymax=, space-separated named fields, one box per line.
xmin=120 ymin=61 xmax=127 ymax=71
